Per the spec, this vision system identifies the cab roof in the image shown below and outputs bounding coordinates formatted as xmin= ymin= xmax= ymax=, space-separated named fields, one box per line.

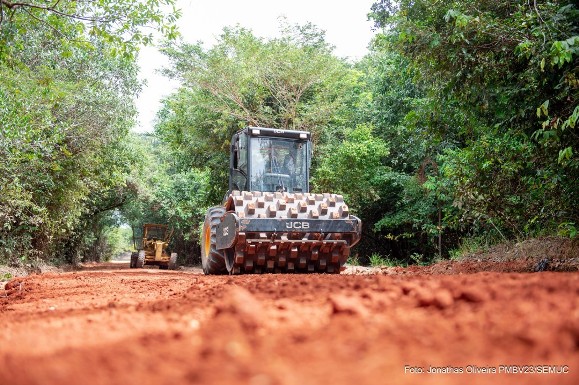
xmin=242 ymin=127 xmax=311 ymax=141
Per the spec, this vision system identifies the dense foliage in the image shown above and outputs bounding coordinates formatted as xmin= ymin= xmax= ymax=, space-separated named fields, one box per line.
xmin=0 ymin=0 xmax=178 ymax=265
xmin=0 ymin=0 xmax=179 ymax=57
xmin=368 ymin=0 xmax=578 ymax=245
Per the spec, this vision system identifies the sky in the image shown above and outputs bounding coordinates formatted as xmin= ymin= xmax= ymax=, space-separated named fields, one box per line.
xmin=135 ymin=0 xmax=378 ymax=132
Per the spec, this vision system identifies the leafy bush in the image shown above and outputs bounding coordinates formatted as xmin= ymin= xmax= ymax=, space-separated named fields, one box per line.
xmin=369 ymin=253 xmax=397 ymax=267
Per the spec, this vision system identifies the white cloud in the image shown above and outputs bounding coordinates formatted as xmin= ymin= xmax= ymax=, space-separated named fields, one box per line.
xmin=135 ymin=0 xmax=377 ymax=132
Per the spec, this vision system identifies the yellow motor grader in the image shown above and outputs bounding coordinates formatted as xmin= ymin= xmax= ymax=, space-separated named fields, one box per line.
xmin=130 ymin=224 xmax=177 ymax=270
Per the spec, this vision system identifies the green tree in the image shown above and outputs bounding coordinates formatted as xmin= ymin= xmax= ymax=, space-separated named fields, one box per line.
xmin=157 ymin=22 xmax=356 ymax=201
xmin=312 ymin=124 xmax=390 ymax=212
xmin=0 ymin=0 xmax=180 ymax=58
xmin=369 ymin=0 xmax=578 ymax=238
xmin=0 ymin=0 xmax=179 ymax=264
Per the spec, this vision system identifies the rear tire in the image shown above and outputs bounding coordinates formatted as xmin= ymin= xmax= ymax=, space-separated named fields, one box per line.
xmin=201 ymin=207 xmax=227 ymax=274
xmin=136 ymin=250 xmax=145 ymax=268
xmin=168 ymin=253 xmax=177 ymax=270
xmin=130 ymin=252 xmax=138 ymax=268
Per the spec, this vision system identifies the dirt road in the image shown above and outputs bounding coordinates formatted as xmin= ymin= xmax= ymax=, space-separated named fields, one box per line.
xmin=1 ymin=261 xmax=577 ymax=385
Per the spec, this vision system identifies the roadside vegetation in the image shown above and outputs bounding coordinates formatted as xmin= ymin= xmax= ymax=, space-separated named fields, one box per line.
xmin=1 ymin=0 xmax=577 ymax=267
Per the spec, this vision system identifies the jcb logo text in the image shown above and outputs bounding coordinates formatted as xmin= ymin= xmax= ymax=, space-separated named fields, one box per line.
xmin=286 ymin=221 xmax=310 ymax=229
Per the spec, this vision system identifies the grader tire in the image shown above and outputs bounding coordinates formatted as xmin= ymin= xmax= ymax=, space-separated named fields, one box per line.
xmin=136 ymin=250 xmax=145 ymax=268
xmin=168 ymin=253 xmax=178 ymax=270
xmin=130 ymin=252 xmax=138 ymax=268
xmin=201 ymin=207 xmax=227 ymax=275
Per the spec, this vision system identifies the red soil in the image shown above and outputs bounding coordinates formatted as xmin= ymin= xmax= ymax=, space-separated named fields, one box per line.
xmin=0 ymin=262 xmax=577 ymax=385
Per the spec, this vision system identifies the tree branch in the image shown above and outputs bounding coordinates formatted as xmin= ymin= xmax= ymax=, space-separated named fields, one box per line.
xmin=0 ymin=0 xmax=125 ymax=24
xmin=22 ymin=5 xmax=66 ymax=38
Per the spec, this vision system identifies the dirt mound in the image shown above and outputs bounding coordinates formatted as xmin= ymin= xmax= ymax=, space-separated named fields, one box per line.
xmin=462 ymin=236 xmax=578 ymax=269
xmin=377 ymin=236 xmax=578 ymax=276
